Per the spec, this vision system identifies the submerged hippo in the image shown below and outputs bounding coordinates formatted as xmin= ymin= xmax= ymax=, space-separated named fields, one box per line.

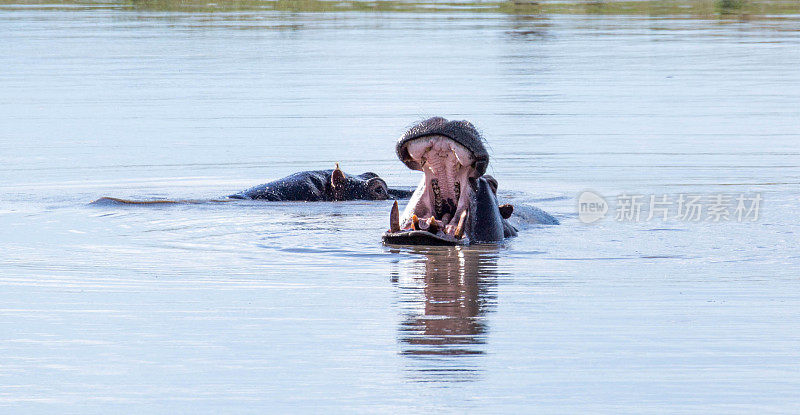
xmin=229 ymin=164 xmax=412 ymax=201
xmin=92 ymin=164 xmax=412 ymax=205
xmin=383 ymin=117 xmax=552 ymax=246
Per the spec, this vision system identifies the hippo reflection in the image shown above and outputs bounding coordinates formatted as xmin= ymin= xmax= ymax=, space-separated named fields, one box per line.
xmin=391 ymin=246 xmax=501 ymax=382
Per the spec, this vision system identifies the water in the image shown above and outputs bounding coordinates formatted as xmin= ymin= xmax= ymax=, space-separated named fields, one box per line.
xmin=1 ymin=2 xmax=800 ymax=413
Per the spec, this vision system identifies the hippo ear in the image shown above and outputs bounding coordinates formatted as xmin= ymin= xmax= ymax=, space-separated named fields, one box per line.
xmin=331 ymin=163 xmax=345 ymax=189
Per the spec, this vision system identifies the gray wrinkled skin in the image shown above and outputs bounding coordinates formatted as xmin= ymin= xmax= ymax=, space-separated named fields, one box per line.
xmin=230 ymin=170 xmax=413 ymax=201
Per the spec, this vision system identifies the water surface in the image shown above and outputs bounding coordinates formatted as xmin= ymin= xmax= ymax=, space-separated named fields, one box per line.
xmin=1 ymin=2 xmax=799 ymax=413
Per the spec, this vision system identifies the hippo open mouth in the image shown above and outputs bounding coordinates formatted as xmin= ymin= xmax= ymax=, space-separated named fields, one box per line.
xmin=396 ymin=134 xmax=480 ymax=237
xmin=384 ymin=117 xmax=516 ymax=245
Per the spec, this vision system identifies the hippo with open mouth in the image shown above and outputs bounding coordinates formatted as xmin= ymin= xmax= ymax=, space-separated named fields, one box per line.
xmin=383 ymin=117 xmax=524 ymax=246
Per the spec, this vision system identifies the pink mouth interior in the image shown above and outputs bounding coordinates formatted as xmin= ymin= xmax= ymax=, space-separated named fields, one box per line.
xmin=399 ymin=135 xmax=476 ymax=237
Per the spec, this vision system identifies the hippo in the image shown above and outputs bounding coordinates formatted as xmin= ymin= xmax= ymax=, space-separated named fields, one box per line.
xmin=92 ymin=164 xmax=412 ymax=205
xmin=383 ymin=117 xmax=555 ymax=246
xmin=229 ymin=163 xmax=412 ymax=201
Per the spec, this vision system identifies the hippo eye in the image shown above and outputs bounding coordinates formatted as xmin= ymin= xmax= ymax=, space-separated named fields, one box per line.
xmin=369 ymin=182 xmax=388 ymax=199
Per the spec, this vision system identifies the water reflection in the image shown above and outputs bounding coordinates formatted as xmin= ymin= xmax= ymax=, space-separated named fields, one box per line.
xmin=505 ymin=14 xmax=553 ymax=41
xmin=390 ymin=245 xmax=502 ymax=382
xmin=3 ymin=0 xmax=798 ymax=19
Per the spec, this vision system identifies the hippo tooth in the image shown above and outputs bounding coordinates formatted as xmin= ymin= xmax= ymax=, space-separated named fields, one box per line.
xmin=411 ymin=214 xmax=420 ymax=231
xmin=390 ymin=200 xmax=400 ymax=233
xmin=426 ymin=217 xmax=440 ymax=234
xmin=454 ymin=210 xmax=468 ymax=239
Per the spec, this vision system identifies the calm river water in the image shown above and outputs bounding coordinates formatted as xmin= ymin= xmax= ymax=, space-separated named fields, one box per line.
xmin=1 ymin=2 xmax=799 ymax=413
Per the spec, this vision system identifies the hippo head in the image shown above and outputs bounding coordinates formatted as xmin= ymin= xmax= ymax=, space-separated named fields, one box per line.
xmin=228 ymin=163 xmax=413 ymax=202
xmin=330 ymin=164 xmax=393 ymax=201
xmin=383 ymin=117 xmax=516 ymax=245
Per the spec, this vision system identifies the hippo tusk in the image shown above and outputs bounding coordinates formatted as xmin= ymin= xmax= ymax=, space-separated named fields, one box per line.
xmin=425 ymin=216 xmax=440 ymax=234
xmin=390 ymin=200 xmax=400 ymax=232
xmin=454 ymin=210 xmax=467 ymax=239
xmin=411 ymin=214 xmax=420 ymax=231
